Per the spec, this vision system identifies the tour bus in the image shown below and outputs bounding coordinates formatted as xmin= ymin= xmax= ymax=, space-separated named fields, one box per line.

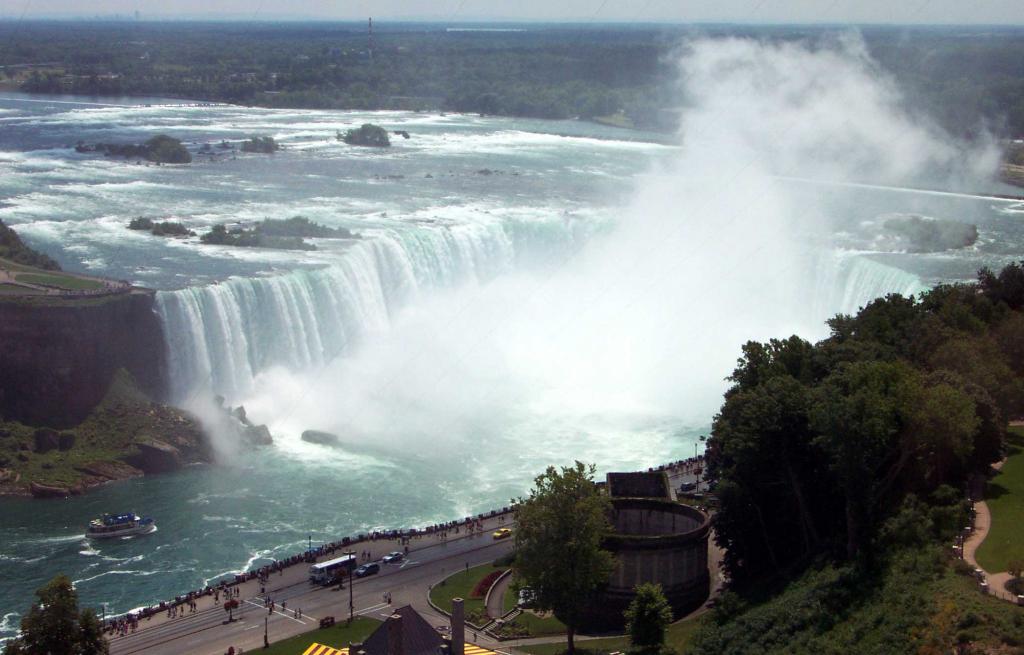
xmin=309 ymin=554 xmax=357 ymax=585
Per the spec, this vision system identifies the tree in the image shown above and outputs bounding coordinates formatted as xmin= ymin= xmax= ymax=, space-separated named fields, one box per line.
xmin=624 ymin=583 xmax=673 ymax=653
xmin=809 ymin=361 xmax=910 ymax=560
xmin=2 ymin=574 xmax=109 ymax=655
xmin=143 ymin=135 xmax=191 ymax=164
xmin=710 ymin=373 xmax=831 ymax=580
xmin=338 ymin=124 xmax=390 ymax=147
xmin=513 ymin=461 xmax=614 ymax=655
xmin=1009 ymin=559 xmax=1024 ymax=580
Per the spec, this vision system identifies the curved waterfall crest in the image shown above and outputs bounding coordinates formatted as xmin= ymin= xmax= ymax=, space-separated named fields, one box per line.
xmin=157 ymin=214 xmax=930 ymax=404
xmin=155 ymin=218 xmax=567 ymax=402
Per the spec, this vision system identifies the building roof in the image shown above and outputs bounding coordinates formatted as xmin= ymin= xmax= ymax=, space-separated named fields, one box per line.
xmin=606 ymin=471 xmax=670 ymax=499
xmin=301 ymin=641 xmax=501 ymax=655
xmin=360 ymin=605 xmax=445 ymax=655
xmin=302 ymin=609 xmax=503 ymax=655
xmin=303 ymin=645 xmax=347 ymax=655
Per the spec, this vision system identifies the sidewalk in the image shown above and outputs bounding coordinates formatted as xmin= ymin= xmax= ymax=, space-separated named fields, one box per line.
xmin=963 ymin=458 xmax=1018 ymax=604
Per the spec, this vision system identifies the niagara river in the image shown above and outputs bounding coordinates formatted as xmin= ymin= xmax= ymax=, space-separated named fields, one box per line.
xmin=1 ymin=87 xmax=1022 ymax=639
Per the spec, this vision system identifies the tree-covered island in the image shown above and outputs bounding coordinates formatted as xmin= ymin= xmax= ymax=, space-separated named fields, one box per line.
xmin=75 ymin=134 xmax=191 ymax=164
xmin=338 ymin=123 xmax=391 ymax=147
xmin=199 ymin=216 xmax=357 ymax=250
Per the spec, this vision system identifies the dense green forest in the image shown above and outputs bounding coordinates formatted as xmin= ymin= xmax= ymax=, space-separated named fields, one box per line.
xmin=693 ymin=262 xmax=1024 ymax=652
xmin=3 ymin=22 xmax=1024 ymax=135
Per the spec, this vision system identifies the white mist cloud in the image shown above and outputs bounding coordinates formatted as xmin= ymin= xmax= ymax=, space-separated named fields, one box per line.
xmin=236 ymin=35 xmax=997 ymax=471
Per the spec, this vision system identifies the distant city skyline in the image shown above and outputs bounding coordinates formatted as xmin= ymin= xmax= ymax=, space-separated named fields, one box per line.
xmin=4 ymin=0 xmax=1024 ymax=25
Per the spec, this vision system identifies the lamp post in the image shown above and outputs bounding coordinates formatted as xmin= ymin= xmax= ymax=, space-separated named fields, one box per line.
xmin=263 ymin=616 xmax=269 ymax=649
xmin=345 ymin=549 xmax=355 ymax=623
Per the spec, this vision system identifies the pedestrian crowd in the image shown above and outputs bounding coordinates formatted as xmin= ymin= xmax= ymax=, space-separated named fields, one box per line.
xmin=104 ymin=506 xmax=516 ymax=636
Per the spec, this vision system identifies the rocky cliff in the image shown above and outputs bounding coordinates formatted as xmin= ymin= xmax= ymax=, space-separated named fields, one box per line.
xmin=0 ymin=290 xmax=167 ymax=427
xmin=0 ymin=369 xmax=213 ymax=498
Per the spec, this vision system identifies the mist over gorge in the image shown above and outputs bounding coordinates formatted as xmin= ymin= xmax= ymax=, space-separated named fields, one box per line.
xmin=170 ymin=36 xmax=994 ymax=461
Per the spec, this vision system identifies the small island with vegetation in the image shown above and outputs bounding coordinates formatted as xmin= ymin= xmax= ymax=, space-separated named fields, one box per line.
xmin=200 ymin=216 xmax=357 ymax=251
xmin=127 ymin=217 xmax=195 ymax=237
xmin=240 ymin=135 xmax=280 ymax=154
xmin=338 ymin=123 xmax=391 ymax=148
xmin=75 ymin=134 xmax=192 ymax=164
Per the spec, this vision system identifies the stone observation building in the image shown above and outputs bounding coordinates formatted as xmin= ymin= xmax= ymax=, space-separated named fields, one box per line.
xmin=587 ymin=471 xmax=710 ymax=627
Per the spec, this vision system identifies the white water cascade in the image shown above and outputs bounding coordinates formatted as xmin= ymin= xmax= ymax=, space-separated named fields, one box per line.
xmin=158 ymin=217 xmax=929 ymax=406
xmin=156 ymin=217 xmax=586 ymax=402
xmin=810 ymin=251 xmax=927 ymax=320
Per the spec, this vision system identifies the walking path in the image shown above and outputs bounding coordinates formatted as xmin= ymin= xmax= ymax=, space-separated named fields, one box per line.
xmin=105 ymin=455 xmax=721 ymax=654
xmin=963 ymin=458 xmax=1018 ymax=604
xmin=485 ymin=571 xmax=513 ymax=620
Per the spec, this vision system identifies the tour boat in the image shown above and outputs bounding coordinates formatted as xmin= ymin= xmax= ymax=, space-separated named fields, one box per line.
xmin=86 ymin=513 xmax=156 ymax=539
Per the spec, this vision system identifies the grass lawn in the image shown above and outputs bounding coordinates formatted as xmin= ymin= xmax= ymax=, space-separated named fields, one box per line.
xmin=509 ymin=611 xmax=565 ymax=637
xmin=261 ymin=616 xmax=379 ymax=655
xmin=976 ymin=427 xmax=1024 ymax=573
xmin=429 ymin=563 xmax=506 ymax=619
xmin=15 ymin=272 xmax=103 ymax=290
xmin=517 ymin=615 xmax=699 ymax=655
xmin=502 ymin=583 xmax=518 ymax=615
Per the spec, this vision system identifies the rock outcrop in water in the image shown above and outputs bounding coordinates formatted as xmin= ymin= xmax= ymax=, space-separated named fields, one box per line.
xmin=338 ymin=124 xmax=391 ymax=147
xmin=216 ymin=399 xmax=274 ymax=447
xmin=199 ymin=217 xmax=358 ymax=251
xmin=240 ymin=136 xmax=280 ymax=154
xmin=301 ymin=430 xmax=340 ymax=447
xmin=75 ymin=134 xmax=192 ymax=164
xmin=840 ymin=214 xmax=978 ymax=253
xmin=128 ymin=218 xmax=195 ymax=237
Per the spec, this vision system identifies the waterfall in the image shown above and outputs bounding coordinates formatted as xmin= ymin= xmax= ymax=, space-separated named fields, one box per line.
xmin=156 ymin=218 xmax=582 ymax=402
xmin=158 ymin=210 xmax=930 ymax=404
xmin=811 ymin=251 xmax=927 ymax=320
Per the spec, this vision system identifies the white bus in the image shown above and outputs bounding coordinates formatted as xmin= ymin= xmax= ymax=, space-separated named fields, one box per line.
xmin=309 ymin=554 xmax=357 ymax=585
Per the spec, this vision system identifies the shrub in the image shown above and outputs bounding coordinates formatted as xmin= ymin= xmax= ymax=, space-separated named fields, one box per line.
xmin=339 ymin=124 xmax=390 ymax=147
xmin=471 ymin=570 xmax=505 ymax=598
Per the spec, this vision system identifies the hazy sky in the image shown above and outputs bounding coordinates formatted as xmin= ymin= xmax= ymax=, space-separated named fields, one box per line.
xmin=5 ymin=0 xmax=1024 ymax=24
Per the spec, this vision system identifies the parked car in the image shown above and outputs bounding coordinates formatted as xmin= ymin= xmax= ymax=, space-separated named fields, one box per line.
xmin=355 ymin=563 xmax=380 ymax=578
xmin=678 ymin=481 xmax=697 ymax=493
xmin=382 ymin=551 xmax=404 ymax=563
xmin=493 ymin=528 xmax=512 ymax=540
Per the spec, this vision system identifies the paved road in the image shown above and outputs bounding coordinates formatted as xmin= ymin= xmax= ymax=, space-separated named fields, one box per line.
xmin=107 ymin=457 xmax=716 ymax=655
xmin=109 ymin=523 xmax=515 ymax=655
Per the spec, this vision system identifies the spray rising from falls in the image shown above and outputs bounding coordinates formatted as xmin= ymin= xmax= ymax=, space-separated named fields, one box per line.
xmin=157 ymin=36 xmax=992 ymax=461
xmin=156 ymin=217 xmax=585 ymax=403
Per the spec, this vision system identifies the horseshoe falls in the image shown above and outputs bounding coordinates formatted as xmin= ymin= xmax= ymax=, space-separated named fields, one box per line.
xmin=1 ymin=90 xmax=1019 ymax=632
xmin=156 ymin=221 xmax=534 ymax=403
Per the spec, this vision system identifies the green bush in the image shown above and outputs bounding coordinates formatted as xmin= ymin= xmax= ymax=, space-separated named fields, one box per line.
xmin=339 ymin=124 xmax=390 ymax=147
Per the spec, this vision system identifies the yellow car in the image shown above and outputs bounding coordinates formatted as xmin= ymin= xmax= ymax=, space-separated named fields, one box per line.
xmin=492 ymin=528 xmax=512 ymax=540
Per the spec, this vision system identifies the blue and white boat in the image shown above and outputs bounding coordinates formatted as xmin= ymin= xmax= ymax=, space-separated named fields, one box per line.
xmin=86 ymin=513 xmax=156 ymax=539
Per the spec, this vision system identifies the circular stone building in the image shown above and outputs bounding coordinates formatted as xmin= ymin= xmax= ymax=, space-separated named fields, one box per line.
xmin=584 ymin=471 xmax=710 ymax=629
